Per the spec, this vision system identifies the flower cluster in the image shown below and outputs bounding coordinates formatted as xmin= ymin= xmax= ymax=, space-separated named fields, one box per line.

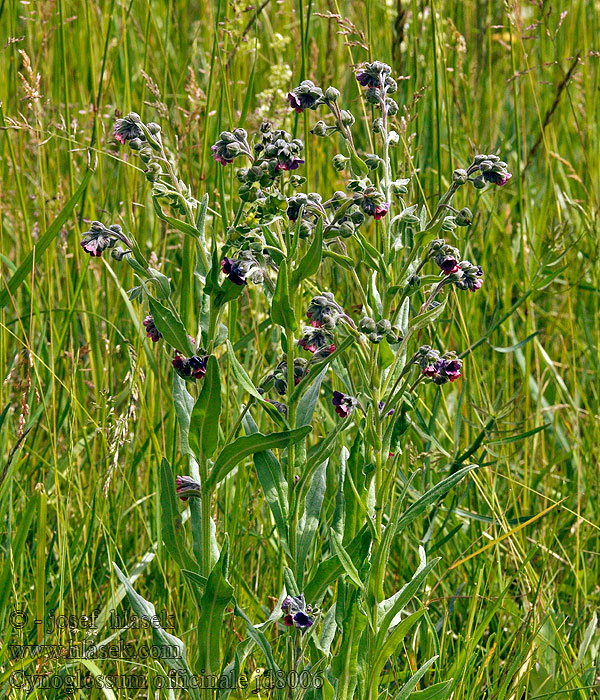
xmin=265 ymin=357 xmax=308 ymax=396
xmin=172 ymin=354 xmax=209 ymax=381
xmin=358 ymin=317 xmax=400 ymax=344
xmin=417 ymin=346 xmax=463 ymax=385
xmin=221 ymin=252 xmax=264 ymax=286
xmin=355 ymin=60 xmax=399 ymax=116
xmin=281 ymin=594 xmax=314 ymax=630
xmin=211 ymin=128 xmax=253 ymax=165
xmin=80 ymin=221 xmax=131 ymax=258
xmin=213 ymin=123 xmax=305 ymax=205
xmin=114 ymin=112 xmax=197 ymax=217
xmin=298 ymin=327 xmax=336 ymax=357
xmin=306 ymin=293 xmax=343 ymax=329
xmin=332 ymin=391 xmax=358 ymax=418
xmin=428 ymin=239 xmax=484 ymax=292
xmin=143 ymin=315 xmax=162 ymax=342
xmin=472 ymin=154 xmax=512 ymax=187
xmin=287 ymin=80 xmax=323 ymax=113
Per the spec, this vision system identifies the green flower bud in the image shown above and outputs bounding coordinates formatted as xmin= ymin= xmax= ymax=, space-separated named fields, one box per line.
xmin=325 ymin=86 xmax=340 ymax=102
xmin=364 ymin=153 xmax=382 ymax=171
xmin=312 ymin=120 xmax=329 ymax=137
xmin=340 ymin=110 xmax=355 ymax=127
xmin=452 ymin=168 xmax=468 ymax=185
xmin=147 ymin=122 xmax=161 ymax=135
xmin=332 ymin=154 xmax=349 ymax=171
xmin=129 ymin=138 xmax=143 ymax=151
xmin=455 ymin=207 xmax=473 ymax=226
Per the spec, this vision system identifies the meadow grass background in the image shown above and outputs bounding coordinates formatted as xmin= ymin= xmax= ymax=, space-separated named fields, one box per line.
xmin=1 ymin=0 xmax=599 ymax=697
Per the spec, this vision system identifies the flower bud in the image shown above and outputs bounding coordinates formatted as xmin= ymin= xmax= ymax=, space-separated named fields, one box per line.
xmin=311 ymin=120 xmax=329 ymax=137
xmin=340 ymin=110 xmax=355 ymax=127
xmin=129 ymin=137 xmax=143 ymax=150
xmin=455 ymin=207 xmax=472 ymax=226
xmin=325 ymin=86 xmax=340 ymax=102
xmin=364 ymin=154 xmax=382 ymax=171
xmin=332 ymin=154 xmax=349 ymax=171
xmin=147 ymin=122 xmax=161 ymax=134
xmin=452 ymin=168 xmax=468 ymax=185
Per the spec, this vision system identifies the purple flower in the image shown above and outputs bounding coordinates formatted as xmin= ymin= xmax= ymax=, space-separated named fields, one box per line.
xmin=287 ymin=80 xmax=323 ymax=113
xmin=355 ymin=61 xmax=392 ymax=89
xmin=436 ymin=255 xmax=460 ymax=275
xmin=221 ymin=257 xmax=247 ymax=286
xmin=80 ymin=221 xmax=120 ymax=258
xmin=422 ymin=354 xmax=463 ymax=385
xmin=211 ymin=144 xmax=231 ymax=165
xmin=143 ymin=315 xmax=162 ymax=343
xmin=175 ymin=475 xmax=202 ymax=501
xmin=276 ymin=157 xmax=305 ymax=172
xmin=287 ymin=92 xmax=303 ymax=113
xmin=483 ymin=170 xmax=512 ymax=186
xmin=172 ymin=354 xmax=208 ymax=380
xmin=298 ymin=327 xmax=334 ymax=354
xmin=81 ymin=235 xmax=111 ymax=257
xmin=332 ymin=390 xmax=357 ymax=418
xmin=373 ymin=203 xmax=390 ymax=220
xmin=114 ymin=113 xmax=143 ymax=144
xmin=293 ymin=611 xmax=313 ymax=629
xmin=280 ymin=594 xmax=314 ymax=630
xmin=453 ymin=261 xmax=484 ymax=292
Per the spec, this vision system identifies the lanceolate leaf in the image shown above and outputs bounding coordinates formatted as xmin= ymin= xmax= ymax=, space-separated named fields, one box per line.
xmin=243 ymin=413 xmax=290 ymax=554
xmin=112 ymin=563 xmax=201 ymax=700
xmin=331 ymin=583 xmax=368 ymax=700
xmin=148 ymin=296 xmax=195 ymax=355
xmin=292 ymin=217 xmax=323 ymax=284
xmin=196 ymin=536 xmax=234 ymax=676
xmin=189 ymin=355 xmax=221 ymax=459
xmin=159 ymin=458 xmax=197 ymax=571
xmin=205 ymin=426 xmax=312 ymax=491
xmin=271 ymin=259 xmax=297 ymax=330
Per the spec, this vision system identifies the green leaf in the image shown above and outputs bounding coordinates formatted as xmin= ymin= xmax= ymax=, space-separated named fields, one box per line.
xmin=295 ymin=366 xmax=327 ymax=427
xmin=396 ymin=464 xmax=478 ymax=535
xmin=112 ymin=563 xmax=201 ymax=700
xmin=173 ymin=374 xmax=195 ymax=456
xmin=189 ymin=355 xmax=221 ymax=459
xmin=243 ymin=413 xmax=290 ymax=554
xmin=409 ymin=680 xmax=453 ymax=700
xmin=322 ymin=250 xmax=355 ymax=270
xmin=367 ymin=609 xmax=426 ymax=698
xmin=331 ymin=583 xmax=368 ymax=700
xmin=330 ymin=532 xmax=362 ymax=588
xmin=392 ymin=656 xmax=440 ymax=700
xmin=159 ymin=458 xmax=197 ymax=571
xmin=296 ymin=459 xmax=328 ymax=586
xmin=292 ymin=217 xmax=323 ymax=284
xmin=408 ymin=298 xmax=448 ymax=332
xmin=152 ymin=196 xmax=199 ymax=238
xmin=271 ymin=259 xmax=297 ymax=330
xmin=375 ymin=548 xmax=439 ymax=646
xmin=148 ymin=296 xmax=195 ymax=355
xmin=206 ymin=426 xmax=312 ymax=491
xmin=196 ymin=536 xmax=234 ymax=675
xmin=0 ymin=168 xmax=93 ymax=308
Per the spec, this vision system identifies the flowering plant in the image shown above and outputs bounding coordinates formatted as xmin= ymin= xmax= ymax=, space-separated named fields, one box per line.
xmin=94 ymin=59 xmax=511 ymax=698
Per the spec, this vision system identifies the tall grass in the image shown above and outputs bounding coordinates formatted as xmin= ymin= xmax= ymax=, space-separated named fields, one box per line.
xmin=1 ymin=0 xmax=599 ymax=698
